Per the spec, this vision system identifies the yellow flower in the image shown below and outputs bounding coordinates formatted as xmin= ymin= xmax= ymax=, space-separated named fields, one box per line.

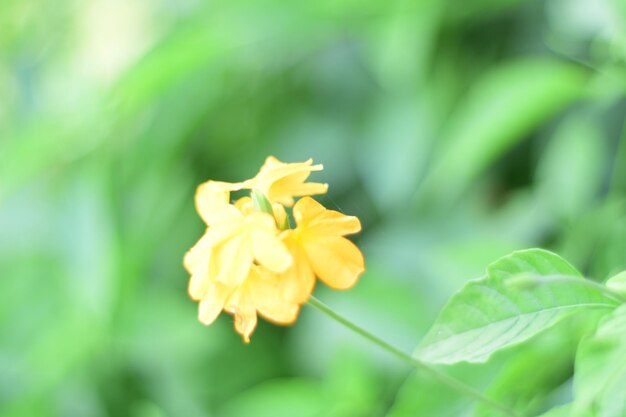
xmin=247 ymin=156 xmax=328 ymax=206
xmin=184 ymin=188 xmax=294 ymax=341
xmin=184 ymin=158 xmax=364 ymax=342
xmin=194 ymin=156 xmax=328 ymax=210
xmin=186 ymin=200 xmax=291 ymax=283
xmin=184 ymin=251 xmax=299 ymax=342
xmin=277 ymin=197 xmax=365 ymax=303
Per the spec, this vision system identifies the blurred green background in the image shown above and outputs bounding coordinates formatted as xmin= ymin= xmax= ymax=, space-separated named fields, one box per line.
xmin=1 ymin=0 xmax=626 ymax=416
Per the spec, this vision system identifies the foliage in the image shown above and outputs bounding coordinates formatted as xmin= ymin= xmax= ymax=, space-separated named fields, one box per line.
xmin=401 ymin=249 xmax=626 ymax=416
xmin=1 ymin=0 xmax=626 ymax=416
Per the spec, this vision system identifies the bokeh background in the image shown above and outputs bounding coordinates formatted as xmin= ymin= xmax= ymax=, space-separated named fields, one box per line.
xmin=1 ymin=0 xmax=626 ymax=416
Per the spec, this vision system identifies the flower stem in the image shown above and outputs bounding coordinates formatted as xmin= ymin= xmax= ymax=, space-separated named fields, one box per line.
xmin=307 ymin=296 xmax=524 ymax=417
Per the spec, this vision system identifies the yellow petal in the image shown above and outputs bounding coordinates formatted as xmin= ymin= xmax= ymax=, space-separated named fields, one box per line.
xmin=184 ymin=231 xmax=213 ymax=301
xmin=308 ymin=210 xmax=361 ymax=236
xmin=234 ymin=196 xmax=253 ymax=215
xmin=195 ymin=181 xmax=241 ymax=226
xmin=261 ymin=155 xmax=282 ymax=169
xmin=183 ymin=229 xmax=211 ymax=273
xmin=249 ymin=157 xmax=326 ymax=206
xmin=252 ymin=229 xmax=292 ymax=273
xmin=213 ymin=233 xmax=253 ymax=285
xmin=303 ymin=236 xmax=365 ymax=290
xmin=246 ymin=212 xmax=292 ymax=272
xmin=293 ymin=195 xmax=324 ymax=225
xmin=293 ymin=197 xmax=361 ymax=236
xmin=225 ymin=284 xmax=257 ymax=343
xmin=246 ymin=266 xmax=299 ymax=323
xmin=278 ymin=235 xmax=315 ymax=304
xmin=198 ymin=281 xmax=231 ymax=325
xmin=245 ymin=211 xmax=277 ymax=229
xmin=204 ymin=221 xmax=241 ymax=248
xmin=268 ymin=174 xmax=328 ymax=206
xmin=189 ymin=267 xmax=209 ymax=301
xmin=258 ymin=157 xmax=321 ymax=182
xmin=188 ymin=251 xmax=211 ymax=301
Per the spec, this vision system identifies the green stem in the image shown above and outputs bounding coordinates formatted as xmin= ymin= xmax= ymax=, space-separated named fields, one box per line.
xmin=307 ymin=296 xmax=524 ymax=417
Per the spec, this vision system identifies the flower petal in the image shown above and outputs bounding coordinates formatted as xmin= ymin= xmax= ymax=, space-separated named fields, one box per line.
xmin=198 ymin=281 xmax=231 ymax=325
xmin=249 ymin=157 xmax=326 ymax=205
xmin=195 ymin=181 xmax=241 ymax=226
xmin=234 ymin=196 xmax=253 ymax=215
xmin=251 ymin=228 xmax=292 ymax=272
xmin=247 ymin=212 xmax=292 ymax=272
xmin=303 ymin=236 xmax=365 ymax=290
xmin=278 ymin=235 xmax=315 ymax=304
xmin=268 ymin=174 xmax=327 ymax=206
xmin=293 ymin=196 xmax=325 ymax=226
xmin=183 ymin=229 xmax=211 ymax=273
xmin=293 ymin=197 xmax=361 ymax=236
xmin=204 ymin=221 xmax=241 ymax=248
xmin=214 ymin=233 xmax=253 ymax=285
xmin=225 ymin=284 xmax=257 ymax=343
xmin=310 ymin=211 xmax=361 ymax=236
xmin=184 ymin=231 xmax=213 ymax=301
xmin=189 ymin=266 xmax=210 ymax=301
xmin=250 ymin=270 xmax=300 ymax=325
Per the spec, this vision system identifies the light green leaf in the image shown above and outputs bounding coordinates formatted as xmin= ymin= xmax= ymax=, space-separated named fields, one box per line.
xmin=537 ymin=404 xmax=573 ymax=417
xmin=572 ymin=304 xmax=626 ymax=417
xmin=416 ymin=249 xmax=619 ymax=364
xmin=536 ymin=112 xmax=607 ymax=221
xmin=419 ymin=59 xmax=586 ymax=206
xmin=606 ymin=271 xmax=626 ymax=297
xmin=471 ymin=313 xmax=609 ymax=417
xmin=220 ymin=378 xmax=324 ymax=417
xmin=386 ymin=361 xmax=497 ymax=417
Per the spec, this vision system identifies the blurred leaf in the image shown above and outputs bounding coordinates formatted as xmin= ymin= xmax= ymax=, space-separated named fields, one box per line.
xmin=3 ymin=0 xmax=626 ymax=415
xmin=571 ymin=304 xmax=626 ymax=417
xmin=472 ymin=325 xmax=577 ymax=417
xmin=220 ymin=378 xmax=324 ymax=417
xmin=419 ymin=59 xmax=587 ymax=207
xmin=443 ymin=0 xmax=525 ymax=23
xmin=358 ymin=99 xmax=434 ymax=211
xmin=324 ymin=349 xmax=382 ymax=417
xmin=386 ymin=362 xmax=495 ymax=417
xmin=416 ymin=249 xmax=619 ymax=364
xmin=557 ymin=198 xmax=626 ymax=280
xmin=606 ymin=270 xmax=626 ymax=297
xmin=609 ymin=133 xmax=626 ymax=197
xmin=111 ymin=21 xmax=230 ymax=116
xmin=536 ymin=112 xmax=607 ymax=221
xmin=537 ymin=404 xmax=572 ymax=417
xmin=0 ymin=114 xmax=102 ymax=201
xmin=368 ymin=0 xmax=442 ymax=88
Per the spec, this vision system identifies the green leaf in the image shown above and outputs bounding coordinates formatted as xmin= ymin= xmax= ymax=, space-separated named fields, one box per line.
xmin=536 ymin=405 xmax=573 ymax=417
xmin=220 ymin=378 xmax=324 ymax=417
xmin=386 ymin=362 xmax=496 ymax=417
xmin=416 ymin=249 xmax=619 ymax=364
xmin=571 ymin=304 xmax=626 ymax=417
xmin=472 ymin=317 xmax=600 ymax=417
xmin=606 ymin=271 xmax=626 ymax=298
xmin=536 ymin=112 xmax=607 ymax=221
xmin=418 ymin=59 xmax=586 ymax=206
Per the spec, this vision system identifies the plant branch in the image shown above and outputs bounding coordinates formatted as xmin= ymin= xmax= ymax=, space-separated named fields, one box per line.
xmin=307 ymin=295 xmax=524 ymax=417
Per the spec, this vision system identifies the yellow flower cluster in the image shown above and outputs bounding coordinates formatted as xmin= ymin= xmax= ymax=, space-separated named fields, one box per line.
xmin=183 ymin=157 xmax=365 ymax=342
